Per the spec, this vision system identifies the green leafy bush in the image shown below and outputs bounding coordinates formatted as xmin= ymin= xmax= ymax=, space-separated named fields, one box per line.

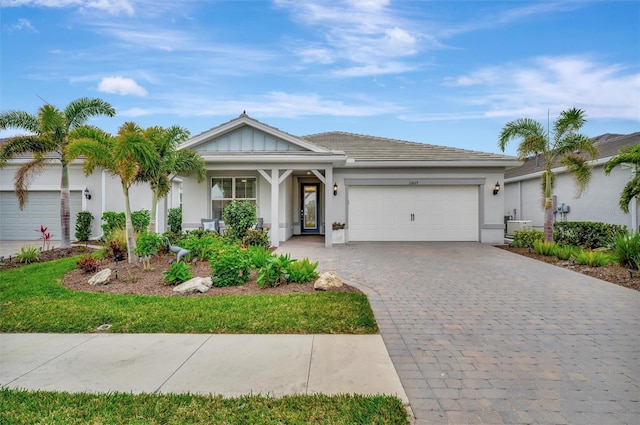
xmin=247 ymin=245 xmax=272 ymax=269
xmin=162 ymin=261 xmax=193 ymax=285
xmin=135 ymin=232 xmax=163 ymax=270
xmin=76 ymin=255 xmax=100 ymax=273
xmin=103 ymin=228 xmax=127 ymax=261
xmin=242 ymin=228 xmax=270 ymax=249
xmin=257 ymin=253 xmax=296 ymax=288
xmin=168 ymin=207 xmax=182 ymax=233
xmin=181 ymin=234 xmax=225 ymax=262
xmin=554 ymin=221 xmax=627 ymax=249
xmin=75 ymin=211 xmax=94 ymax=241
xmin=287 ymin=257 xmax=320 ymax=283
xmin=614 ymin=232 xmax=640 ymax=269
xmin=533 ymin=240 xmax=557 ymax=256
xmin=222 ymin=201 xmax=257 ymax=241
xmin=101 ymin=211 xmax=125 ymax=239
xmin=210 ymin=246 xmax=251 ymax=287
xmin=511 ymin=228 xmax=544 ymax=248
xmin=16 ymin=246 xmax=40 ymax=264
xmin=552 ymin=245 xmax=576 ymax=261
xmin=131 ymin=209 xmax=151 ymax=233
xmin=574 ymin=249 xmax=616 ymax=267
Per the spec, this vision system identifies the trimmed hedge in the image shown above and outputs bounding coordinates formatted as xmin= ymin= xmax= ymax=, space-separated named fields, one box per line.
xmin=553 ymin=221 xmax=627 ymax=249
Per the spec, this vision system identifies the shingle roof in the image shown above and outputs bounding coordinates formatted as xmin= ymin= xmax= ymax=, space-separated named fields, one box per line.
xmin=302 ymin=131 xmax=516 ymax=163
xmin=505 ymin=132 xmax=640 ymax=179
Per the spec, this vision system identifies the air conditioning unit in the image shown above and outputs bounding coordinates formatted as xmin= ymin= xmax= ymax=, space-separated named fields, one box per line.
xmin=506 ymin=220 xmax=532 ymax=238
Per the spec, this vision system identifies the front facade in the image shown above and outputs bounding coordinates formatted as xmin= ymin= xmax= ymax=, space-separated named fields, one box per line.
xmin=180 ymin=114 xmax=520 ymax=247
xmin=504 ymin=132 xmax=640 ymax=233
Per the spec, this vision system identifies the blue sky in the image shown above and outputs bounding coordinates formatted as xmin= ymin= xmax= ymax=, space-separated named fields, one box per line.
xmin=1 ymin=0 xmax=638 ymax=156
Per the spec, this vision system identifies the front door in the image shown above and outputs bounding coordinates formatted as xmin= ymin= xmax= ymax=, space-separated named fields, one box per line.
xmin=301 ymin=183 xmax=320 ymax=233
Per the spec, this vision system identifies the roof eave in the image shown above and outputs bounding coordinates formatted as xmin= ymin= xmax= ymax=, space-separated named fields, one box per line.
xmin=340 ymin=159 xmax=523 ymax=168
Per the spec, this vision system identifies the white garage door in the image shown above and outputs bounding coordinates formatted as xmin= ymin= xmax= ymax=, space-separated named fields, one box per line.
xmin=0 ymin=191 xmax=82 ymax=241
xmin=348 ymin=185 xmax=478 ymax=241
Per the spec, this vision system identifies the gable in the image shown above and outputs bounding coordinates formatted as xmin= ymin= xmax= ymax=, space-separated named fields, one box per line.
xmin=193 ymin=126 xmax=305 ymax=153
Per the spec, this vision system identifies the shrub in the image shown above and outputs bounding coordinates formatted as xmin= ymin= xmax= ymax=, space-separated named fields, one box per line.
xmin=533 ymin=240 xmax=557 ymax=256
xmin=135 ymin=232 xmax=163 ymax=270
xmin=210 ymin=246 xmax=251 ymax=287
xmin=287 ymin=257 xmax=320 ymax=283
xmin=162 ymin=261 xmax=193 ymax=285
xmin=131 ymin=209 xmax=151 ymax=233
xmin=103 ymin=228 xmax=127 ymax=261
xmin=181 ymin=234 xmax=225 ymax=262
xmin=511 ymin=229 xmax=544 ymax=248
xmin=552 ymin=245 xmax=576 ymax=261
xmin=76 ymin=255 xmax=100 ymax=273
xmin=554 ymin=221 xmax=627 ymax=249
xmin=168 ymin=207 xmax=182 ymax=233
xmin=257 ymin=253 xmax=296 ymax=288
xmin=16 ymin=246 xmax=40 ymax=264
xmin=574 ymin=249 xmax=616 ymax=267
xmin=101 ymin=211 xmax=125 ymax=239
xmin=614 ymin=232 xmax=640 ymax=269
xmin=75 ymin=211 xmax=94 ymax=241
xmin=222 ymin=201 xmax=257 ymax=241
xmin=248 ymin=245 xmax=272 ymax=269
xmin=242 ymin=228 xmax=270 ymax=249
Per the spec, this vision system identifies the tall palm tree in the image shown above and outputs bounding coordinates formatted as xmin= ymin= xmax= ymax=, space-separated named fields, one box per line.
xmin=499 ymin=108 xmax=598 ymax=242
xmin=0 ymin=98 xmax=115 ymax=248
xmin=66 ymin=122 xmax=158 ymax=263
xmin=138 ymin=125 xmax=206 ymax=233
xmin=604 ymin=144 xmax=640 ymax=214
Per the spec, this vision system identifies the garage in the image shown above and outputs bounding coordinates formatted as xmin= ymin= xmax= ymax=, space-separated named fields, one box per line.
xmin=0 ymin=191 xmax=82 ymax=241
xmin=348 ymin=185 xmax=479 ymax=241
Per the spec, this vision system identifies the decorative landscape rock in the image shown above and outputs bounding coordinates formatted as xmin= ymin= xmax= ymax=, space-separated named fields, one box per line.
xmin=314 ymin=272 xmax=343 ymax=291
xmin=173 ymin=276 xmax=213 ymax=295
xmin=89 ymin=268 xmax=112 ymax=286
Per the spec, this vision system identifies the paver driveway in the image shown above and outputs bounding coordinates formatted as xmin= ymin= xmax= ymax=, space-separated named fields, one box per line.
xmin=277 ymin=239 xmax=639 ymax=425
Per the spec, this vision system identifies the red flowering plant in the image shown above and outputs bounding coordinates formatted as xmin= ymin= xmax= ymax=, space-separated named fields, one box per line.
xmin=36 ymin=225 xmax=52 ymax=250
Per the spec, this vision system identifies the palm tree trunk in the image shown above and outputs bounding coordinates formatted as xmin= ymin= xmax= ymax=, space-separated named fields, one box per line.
xmin=148 ymin=190 xmax=158 ymax=233
xmin=60 ymin=161 xmax=72 ymax=248
xmin=543 ymin=171 xmax=554 ymax=242
xmin=122 ymin=183 xmax=137 ymax=264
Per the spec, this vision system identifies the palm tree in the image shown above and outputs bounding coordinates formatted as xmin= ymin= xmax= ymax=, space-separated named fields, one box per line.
xmin=499 ymin=108 xmax=598 ymax=242
xmin=66 ymin=122 xmax=158 ymax=263
xmin=0 ymin=98 xmax=115 ymax=248
xmin=138 ymin=126 xmax=206 ymax=233
xmin=604 ymin=144 xmax=640 ymax=214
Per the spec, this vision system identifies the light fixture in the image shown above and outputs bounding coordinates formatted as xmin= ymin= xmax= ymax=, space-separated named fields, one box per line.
xmin=84 ymin=188 xmax=92 ymax=200
xmin=333 ymin=183 xmax=338 ymax=196
xmin=492 ymin=181 xmax=501 ymax=196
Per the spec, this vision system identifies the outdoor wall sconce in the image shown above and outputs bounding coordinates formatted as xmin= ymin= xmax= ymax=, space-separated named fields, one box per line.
xmin=333 ymin=183 xmax=338 ymax=196
xmin=84 ymin=188 xmax=91 ymax=200
xmin=493 ymin=182 xmax=501 ymax=196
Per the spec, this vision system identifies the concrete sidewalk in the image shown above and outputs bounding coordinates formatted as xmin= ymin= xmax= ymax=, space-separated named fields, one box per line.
xmin=0 ymin=333 xmax=408 ymax=403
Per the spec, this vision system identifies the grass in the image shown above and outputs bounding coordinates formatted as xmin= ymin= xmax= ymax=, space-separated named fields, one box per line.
xmin=0 ymin=257 xmax=377 ymax=334
xmin=0 ymin=389 xmax=407 ymax=425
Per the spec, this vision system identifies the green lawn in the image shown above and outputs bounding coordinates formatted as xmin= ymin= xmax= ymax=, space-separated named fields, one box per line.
xmin=1 ymin=389 xmax=407 ymax=424
xmin=0 ymin=257 xmax=378 ymax=334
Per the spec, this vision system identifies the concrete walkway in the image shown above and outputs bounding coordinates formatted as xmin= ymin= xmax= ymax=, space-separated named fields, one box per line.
xmin=276 ymin=238 xmax=640 ymax=425
xmin=1 ymin=333 xmax=407 ymax=402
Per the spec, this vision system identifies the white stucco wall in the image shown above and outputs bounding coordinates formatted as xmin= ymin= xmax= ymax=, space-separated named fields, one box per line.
xmin=505 ymin=162 xmax=638 ymax=232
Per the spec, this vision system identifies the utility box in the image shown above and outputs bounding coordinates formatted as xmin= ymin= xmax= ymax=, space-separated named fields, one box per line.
xmin=506 ymin=220 xmax=532 ymax=238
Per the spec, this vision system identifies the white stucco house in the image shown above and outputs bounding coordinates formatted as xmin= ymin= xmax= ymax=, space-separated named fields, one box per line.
xmin=178 ymin=114 xmax=520 ymax=247
xmin=504 ymin=132 xmax=639 ymax=234
xmin=0 ymin=113 xmax=521 ymax=246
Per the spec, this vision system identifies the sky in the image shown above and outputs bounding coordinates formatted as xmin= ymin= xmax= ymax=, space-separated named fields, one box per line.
xmin=1 ymin=0 xmax=639 ymax=156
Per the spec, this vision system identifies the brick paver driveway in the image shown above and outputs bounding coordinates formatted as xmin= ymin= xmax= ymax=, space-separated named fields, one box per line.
xmin=277 ymin=240 xmax=639 ymax=425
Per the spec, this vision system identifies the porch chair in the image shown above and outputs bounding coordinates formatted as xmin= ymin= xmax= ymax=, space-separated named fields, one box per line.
xmin=200 ymin=218 xmax=221 ymax=235
xmin=255 ymin=217 xmax=264 ymax=230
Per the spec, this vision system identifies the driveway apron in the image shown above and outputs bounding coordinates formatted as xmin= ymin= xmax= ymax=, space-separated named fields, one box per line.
xmin=277 ymin=240 xmax=639 ymax=425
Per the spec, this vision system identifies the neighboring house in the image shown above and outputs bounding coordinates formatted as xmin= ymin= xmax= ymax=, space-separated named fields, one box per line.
xmin=179 ymin=113 xmax=520 ymax=247
xmin=0 ymin=141 xmax=181 ymax=241
xmin=504 ymin=132 xmax=640 ymax=234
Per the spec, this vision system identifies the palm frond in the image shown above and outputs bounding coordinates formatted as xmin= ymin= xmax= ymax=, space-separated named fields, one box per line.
xmin=65 ymin=97 xmax=116 ymax=129
xmin=560 ymin=154 xmax=592 ymax=197
xmin=498 ymin=118 xmax=547 ymax=157
xmin=14 ymin=157 xmax=47 ymax=209
xmin=618 ymin=175 xmax=640 ymax=213
xmin=0 ymin=136 xmax=57 ymax=165
xmin=553 ymin=108 xmax=586 ymax=143
xmin=0 ymin=110 xmax=39 ymax=133
xmin=173 ymin=150 xmax=206 ymax=182
xmin=605 ymin=145 xmax=640 ymax=175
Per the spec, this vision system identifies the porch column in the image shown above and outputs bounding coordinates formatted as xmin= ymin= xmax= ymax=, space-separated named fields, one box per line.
xmin=271 ymin=167 xmax=280 ymax=248
xmin=324 ymin=166 xmax=333 ymax=248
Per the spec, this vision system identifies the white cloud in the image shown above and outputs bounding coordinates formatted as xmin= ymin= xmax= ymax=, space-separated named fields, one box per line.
xmin=97 ymin=76 xmax=148 ymax=96
xmin=433 ymin=56 xmax=640 ymax=122
xmin=2 ymin=0 xmax=134 ymax=16
xmin=6 ymin=18 xmax=38 ymax=32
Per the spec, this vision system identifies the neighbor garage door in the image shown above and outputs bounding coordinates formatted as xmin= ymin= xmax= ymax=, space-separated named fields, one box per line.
xmin=0 ymin=191 xmax=82 ymax=241
xmin=348 ymin=185 xmax=478 ymax=241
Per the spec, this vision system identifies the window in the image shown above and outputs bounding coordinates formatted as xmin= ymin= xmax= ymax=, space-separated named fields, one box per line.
xmin=211 ymin=177 xmax=257 ymax=219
